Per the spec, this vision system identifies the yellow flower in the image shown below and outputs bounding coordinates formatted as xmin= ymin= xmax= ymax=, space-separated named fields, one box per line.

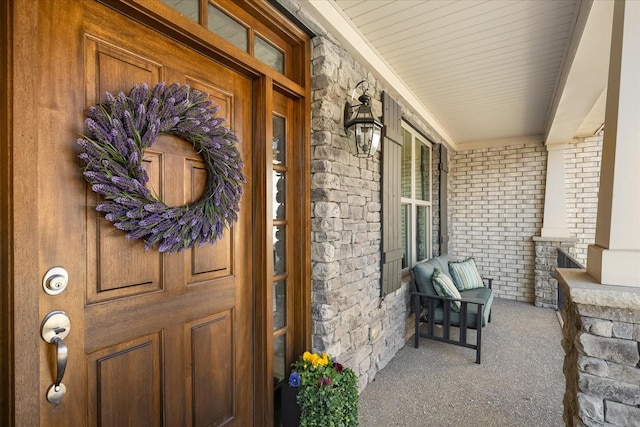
xmin=303 ymin=351 xmax=314 ymax=363
xmin=318 ymin=352 xmax=329 ymax=366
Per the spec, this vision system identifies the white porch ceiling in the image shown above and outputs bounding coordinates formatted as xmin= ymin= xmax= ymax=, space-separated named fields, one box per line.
xmin=300 ymin=0 xmax=613 ymax=151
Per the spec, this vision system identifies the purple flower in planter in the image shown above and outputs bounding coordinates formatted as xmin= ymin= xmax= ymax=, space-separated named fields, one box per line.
xmin=318 ymin=377 xmax=332 ymax=387
xmin=288 ymin=372 xmax=301 ymax=388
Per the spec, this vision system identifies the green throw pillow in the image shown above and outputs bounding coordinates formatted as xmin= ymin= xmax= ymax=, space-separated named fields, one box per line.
xmin=449 ymin=257 xmax=484 ymax=291
xmin=431 ymin=268 xmax=461 ymax=312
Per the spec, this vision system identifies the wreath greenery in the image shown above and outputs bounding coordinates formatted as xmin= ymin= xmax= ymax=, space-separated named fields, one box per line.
xmin=77 ymin=82 xmax=245 ymax=253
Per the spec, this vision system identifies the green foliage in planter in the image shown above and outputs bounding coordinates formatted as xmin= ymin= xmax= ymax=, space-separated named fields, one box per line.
xmin=288 ymin=351 xmax=359 ymax=426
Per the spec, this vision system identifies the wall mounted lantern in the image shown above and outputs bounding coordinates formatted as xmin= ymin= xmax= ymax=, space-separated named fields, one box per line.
xmin=344 ymin=80 xmax=383 ymax=158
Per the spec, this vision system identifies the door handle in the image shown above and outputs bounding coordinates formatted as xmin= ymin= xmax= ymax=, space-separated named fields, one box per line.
xmin=41 ymin=310 xmax=71 ymax=404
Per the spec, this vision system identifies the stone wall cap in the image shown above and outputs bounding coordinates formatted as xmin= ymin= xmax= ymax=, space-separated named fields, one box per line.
xmin=556 ymin=269 xmax=640 ymax=310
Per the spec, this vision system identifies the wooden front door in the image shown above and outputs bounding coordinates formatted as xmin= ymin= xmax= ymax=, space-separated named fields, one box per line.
xmin=6 ymin=1 xmax=254 ymax=425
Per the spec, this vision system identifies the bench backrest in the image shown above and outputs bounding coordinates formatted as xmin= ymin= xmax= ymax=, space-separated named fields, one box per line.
xmin=412 ymin=254 xmax=455 ymax=304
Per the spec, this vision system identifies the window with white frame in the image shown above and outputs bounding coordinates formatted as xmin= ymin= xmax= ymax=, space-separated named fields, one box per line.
xmin=400 ymin=124 xmax=432 ymax=269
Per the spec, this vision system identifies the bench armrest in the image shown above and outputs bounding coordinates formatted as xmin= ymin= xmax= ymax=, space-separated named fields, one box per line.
xmin=411 ymin=291 xmax=486 ymax=306
xmin=482 ymin=277 xmax=493 ymax=289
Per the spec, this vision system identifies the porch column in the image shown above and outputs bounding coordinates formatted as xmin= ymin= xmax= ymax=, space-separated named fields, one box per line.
xmin=541 ymin=143 xmax=570 ymax=238
xmin=586 ymin=0 xmax=640 ymax=287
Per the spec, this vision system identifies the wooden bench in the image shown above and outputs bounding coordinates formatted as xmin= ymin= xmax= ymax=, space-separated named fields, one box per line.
xmin=410 ymin=255 xmax=493 ymax=364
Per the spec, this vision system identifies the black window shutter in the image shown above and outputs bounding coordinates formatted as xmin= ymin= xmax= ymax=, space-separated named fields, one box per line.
xmin=381 ymin=92 xmax=403 ymax=297
xmin=439 ymin=145 xmax=449 ymax=254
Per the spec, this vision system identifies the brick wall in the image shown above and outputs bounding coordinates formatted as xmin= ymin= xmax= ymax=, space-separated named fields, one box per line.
xmin=565 ymin=134 xmax=602 ymax=265
xmin=450 ymin=142 xmax=547 ymax=302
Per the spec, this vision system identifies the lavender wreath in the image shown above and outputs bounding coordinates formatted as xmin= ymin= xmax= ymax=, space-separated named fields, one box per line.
xmin=77 ymin=82 xmax=245 ymax=253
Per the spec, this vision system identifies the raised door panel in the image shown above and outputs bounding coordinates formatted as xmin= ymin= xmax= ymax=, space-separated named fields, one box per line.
xmin=85 ymin=38 xmax=164 ymax=304
xmin=185 ymin=77 xmax=234 ymax=282
xmin=185 ymin=310 xmax=234 ymax=425
xmin=87 ymin=333 xmax=163 ymax=427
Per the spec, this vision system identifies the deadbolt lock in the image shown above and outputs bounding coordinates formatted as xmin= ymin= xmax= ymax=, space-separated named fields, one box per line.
xmin=43 ymin=267 xmax=68 ymax=295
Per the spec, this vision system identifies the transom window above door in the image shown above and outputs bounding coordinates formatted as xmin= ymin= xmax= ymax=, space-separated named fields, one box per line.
xmin=162 ymin=0 xmax=289 ymax=74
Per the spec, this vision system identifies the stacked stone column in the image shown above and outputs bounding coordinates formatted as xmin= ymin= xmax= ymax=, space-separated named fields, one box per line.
xmin=533 ymin=237 xmax=577 ymax=309
xmin=558 ymin=270 xmax=640 ymax=426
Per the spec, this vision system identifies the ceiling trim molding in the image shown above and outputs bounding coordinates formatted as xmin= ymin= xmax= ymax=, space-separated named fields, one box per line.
xmin=304 ymin=0 xmax=457 ymax=150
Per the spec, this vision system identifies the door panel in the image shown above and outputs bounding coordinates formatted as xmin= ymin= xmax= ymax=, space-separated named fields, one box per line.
xmin=186 ymin=310 xmax=235 ymax=425
xmin=87 ymin=333 xmax=163 ymax=426
xmin=49 ymin=1 xmax=253 ymax=425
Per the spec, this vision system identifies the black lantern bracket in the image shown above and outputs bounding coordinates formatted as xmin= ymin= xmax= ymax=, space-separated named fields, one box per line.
xmin=344 ymin=80 xmax=384 ymax=158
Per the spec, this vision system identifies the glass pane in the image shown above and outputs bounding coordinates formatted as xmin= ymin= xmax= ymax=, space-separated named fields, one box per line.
xmin=273 ymin=170 xmax=286 ymax=220
xmin=401 ymin=128 xmax=411 ymax=198
xmin=273 ymin=280 xmax=286 ymax=330
xmin=273 ymin=334 xmax=285 ymax=384
xmin=272 ymin=115 xmax=286 ymax=165
xmin=273 ymin=226 xmax=286 ymax=275
xmin=415 ymin=138 xmax=430 ymax=201
xmin=401 ymin=204 xmax=409 ymax=269
xmin=208 ymin=5 xmax=248 ymax=51
xmin=416 ymin=205 xmax=429 ymax=262
xmin=255 ymin=35 xmax=284 ymax=73
xmin=162 ymin=0 xmax=199 ymax=22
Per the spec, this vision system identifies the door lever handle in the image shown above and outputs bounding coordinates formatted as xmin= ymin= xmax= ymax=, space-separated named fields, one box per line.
xmin=41 ymin=311 xmax=71 ymax=404
xmin=50 ymin=335 xmax=68 ymax=391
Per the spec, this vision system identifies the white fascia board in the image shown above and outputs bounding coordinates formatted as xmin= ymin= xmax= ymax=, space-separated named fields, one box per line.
xmin=305 ymin=0 xmax=457 ymax=150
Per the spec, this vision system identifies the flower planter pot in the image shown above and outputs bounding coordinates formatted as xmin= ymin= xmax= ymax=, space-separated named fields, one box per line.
xmin=281 ymin=384 xmax=301 ymax=427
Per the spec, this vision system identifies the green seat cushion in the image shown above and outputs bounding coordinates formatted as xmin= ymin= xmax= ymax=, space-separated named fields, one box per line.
xmin=424 ymin=287 xmax=493 ymax=328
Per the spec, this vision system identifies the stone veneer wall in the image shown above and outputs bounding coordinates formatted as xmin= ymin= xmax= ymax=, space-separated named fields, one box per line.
xmin=533 ymin=237 xmax=577 ymax=308
xmin=303 ymin=29 xmax=447 ymax=388
xmin=558 ymin=269 xmax=640 ymax=426
xmin=309 ymin=33 xmax=449 ymax=389
xmin=449 ymin=142 xmax=547 ymax=302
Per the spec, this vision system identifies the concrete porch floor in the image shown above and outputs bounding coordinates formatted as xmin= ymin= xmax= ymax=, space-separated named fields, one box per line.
xmin=358 ymin=298 xmax=565 ymax=426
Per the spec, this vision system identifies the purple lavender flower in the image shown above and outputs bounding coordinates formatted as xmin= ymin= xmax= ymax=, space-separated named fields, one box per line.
xmin=138 ymin=214 xmax=161 ymax=227
xmin=79 ymin=82 xmax=245 ymax=253
xmin=111 ymin=176 xmax=139 ymax=193
xmin=96 ymin=203 xmax=123 ymax=213
xmin=144 ymin=202 xmax=166 ymax=213
xmin=114 ymin=197 xmax=142 ymax=208
xmin=135 ymin=103 xmax=147 ymax=129
xmin=114 ymin=221 xmax=139 ymax=231
xmin=126 ymin=226 xmax=151 ymax=240
xmin=91 ymin=184 xmax=120 ymax=196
